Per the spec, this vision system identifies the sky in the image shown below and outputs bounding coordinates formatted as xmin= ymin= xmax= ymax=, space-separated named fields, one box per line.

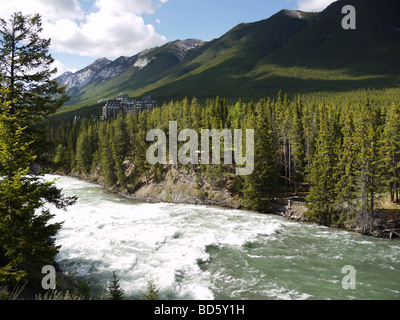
xmin=0 ymin=0 xmax=338 ymax=76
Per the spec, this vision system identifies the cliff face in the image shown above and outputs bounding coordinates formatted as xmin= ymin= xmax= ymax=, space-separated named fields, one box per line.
xmin=70 ymin=164 xmax=243 ymax=210
xmin=122 ymin=165 xmax=242 ymax=209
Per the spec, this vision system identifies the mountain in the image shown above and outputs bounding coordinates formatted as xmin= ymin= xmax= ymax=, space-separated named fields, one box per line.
xmin=57 ymin=0 xmax=400 ymax=110
xmin=61 ymin=57 xmax=111 ymax=91
xmin=57 ymin=39 xmax=205 ymax=105
xmin=146 ymin=9 xmax=316 ymax=100
xmin=267 ymin=0 xmax=400 ymax=72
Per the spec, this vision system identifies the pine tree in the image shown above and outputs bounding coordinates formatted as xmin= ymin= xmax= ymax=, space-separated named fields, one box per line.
xmin=190 ymin=97 xmax=201 ymax=131
xmin=182 ymin=97 xmax=191 ymax=129
xmin=112 ymin=113 xmax=128 ymax=189
xmin=135 ymin=112 xmax=151 ymax=184
xmin=301 ymin=101 xmax=318 ymax=183
xmin=125 ymin=113 xmax=139 ymax=189
xmin=54 ymin=144 xmax=67 ymax=171
xmin=107 ymin=271 xmax=124 ymax=300
xmin=0 ymin=13 xmax=75 ymax=288
xmin=334 ymin=106 xmax=358 ymax=222
xmin=230 ymin=101 xmax=242 ymax=129
xmin=354 ymin=99 xmax=384 ymax=234
xmin=125 ymin=113 xmax=138 ymax=159
xmin=277 ymin=94 xmax=291 ymax=189
xmin=0 ymin=12 xmax=68 ymax=160
xmin=243 ymin=100 xmax=278 ymax=211
xmin=306 ymin=105 xmax=338 ymax=226
xmin=0 ymin=89 xmax=76 ymax=286
xmin=99 ymin=122 xmax=117 ymax=187
xmin=289 ymin=96 xmax=306 ymax=193
xmin=140 ymin=278 xmax=159 ymax=300
xmin=66 ymin=131 xmax=76 ymax=172
xmin=76 ymin=128 xmax=91 ymax=174
xmin=87 ymin=122 xmax=98 ymax=173
xmin=382 ymin=103 xmax=400 ymax=203
xmin=112 ymin=112 xmax=128 ymax=160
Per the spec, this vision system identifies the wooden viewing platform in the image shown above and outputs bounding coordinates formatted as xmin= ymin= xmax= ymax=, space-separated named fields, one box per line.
xmin=287 ymin=197 xmax=307 ymax=207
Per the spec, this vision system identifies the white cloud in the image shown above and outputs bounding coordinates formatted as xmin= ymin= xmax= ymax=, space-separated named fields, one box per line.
xmin=51 ymin=59 xmax=78 ymax=78
xmin=0 ymin=0 xmax=168 ymax=59
xmin=0 ymin=0 xmax=84 ymax=21
xmin=297 ymin=0 xmax=338 ymax=12
xmin=92 ymin=0 xmax=155 ymax=15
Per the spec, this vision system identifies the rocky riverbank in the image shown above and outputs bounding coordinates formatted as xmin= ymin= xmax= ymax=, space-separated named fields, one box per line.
xmin=69 ymin=165 xmax=243 ymax=209
xmin=280 ymin=203 xmax=400 ymax=239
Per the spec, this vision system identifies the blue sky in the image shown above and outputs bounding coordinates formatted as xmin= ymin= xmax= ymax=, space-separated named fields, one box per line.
xmin=0 ymin=0 xmax=337 ymax=75
xmin=148 ymin=0 xmax=299 ymax=41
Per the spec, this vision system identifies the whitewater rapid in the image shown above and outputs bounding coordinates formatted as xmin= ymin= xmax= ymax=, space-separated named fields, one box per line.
xmin=46 ymin=175 xmax=400 ymax=300
xmin=47 ymin=175 xmax=282 ymax=299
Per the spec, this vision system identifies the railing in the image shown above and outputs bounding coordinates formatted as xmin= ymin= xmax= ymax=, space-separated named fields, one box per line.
xmin=287 ymin=199 xmax=307 ymax=207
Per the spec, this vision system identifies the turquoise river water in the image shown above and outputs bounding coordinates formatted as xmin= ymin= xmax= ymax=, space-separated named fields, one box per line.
xmin=46 ymin=175 xmax=400 ymax=300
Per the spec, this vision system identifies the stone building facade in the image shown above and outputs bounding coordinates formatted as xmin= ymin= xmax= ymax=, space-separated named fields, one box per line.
xmin=101 ymin=93 xmax=158 ymax=120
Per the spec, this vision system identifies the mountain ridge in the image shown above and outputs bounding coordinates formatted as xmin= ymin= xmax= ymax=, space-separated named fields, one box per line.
xmin=57 ymin=8 xmax=312 ymax=106
xmin=57 ymin=39 xmax=205 ymax=95
xmin=56 ymin=0 xmax=400 ymax=110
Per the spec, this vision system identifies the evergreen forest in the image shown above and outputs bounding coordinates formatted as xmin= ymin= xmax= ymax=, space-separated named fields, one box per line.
xmin=1 ymin=3 xmax=400 ymax=300
xmin=49 ymin=93 xmax=400 ymax=235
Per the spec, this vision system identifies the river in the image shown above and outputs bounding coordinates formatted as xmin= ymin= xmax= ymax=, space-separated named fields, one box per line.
xmin=46 ymin=175 xmax=400 ymax=300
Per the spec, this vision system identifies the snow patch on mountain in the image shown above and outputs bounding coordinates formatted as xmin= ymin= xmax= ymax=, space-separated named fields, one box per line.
xmin=170 ymin=39 xmax=204 ymax=61
xmin=58 ymin=57 xmax=112 ymax=90
xmin=283 ymin=9 xmax=305 ymax=19
xmin=56 ymin=39 xmax=204 ymax=91
xmin=134 ymin=57 xmax=151 ymax=69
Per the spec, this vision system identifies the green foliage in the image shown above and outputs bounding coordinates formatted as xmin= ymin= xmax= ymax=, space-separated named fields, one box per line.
xmin=334 ymin=105 xmax=358 ymax=221
xmin=0 ymin=12 xmax=76 ymax=290
xmin=353 ymin=99 xmax=385 ymax=233
xmin=0 ymin=12 xmax=69 ymax=161
xmin=305 ymin=106 xmax=339 ymax=226
xmin=99 ymin=121 xmax=117 ymax=186
xmin=0 ymin=282 xmax=26 ymax=300
xmin=56 ymin=0 xmax=400 ymax=111
xmin=54 ymin=144 xmax=68 ymax=170
xmin=76 ymin=128 xmax=92 ymax=174
xmin=35 ymin=290 xmax=85 ymax=300
xmin=107 ymin=271 xmax=124 ymax=300
xmin=140 ymin=278 xmax=159 ymax=301
xmin=50 ymin=89 xmax=400 ymax=232
xmin=381 ymin=103 xmax=400 ymax=203
xmin=0 ymin=92 xmax=77 ymax=287
xmin=243 ymin=99 xmax=278 ymax=211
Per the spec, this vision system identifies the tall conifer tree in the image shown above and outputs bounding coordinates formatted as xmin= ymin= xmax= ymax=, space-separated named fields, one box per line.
xmin=0 ymin=12 xmax=68 ymax=161
xmin=306 ymin=106 xmax=338 ymax=226
xmin=355 ymin=99 xmax=384 ymax=234
xmin=335 ymin=106 xmax=358 ymax=221
xmin=382 ymin=103 xmax=400 ymax=203
xmin=243 ymin=100 xmax=278 ymax=211
xmin=0 ymin=12 xmax=75 ymax=289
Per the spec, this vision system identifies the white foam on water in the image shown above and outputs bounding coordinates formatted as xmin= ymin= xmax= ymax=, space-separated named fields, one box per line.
xmin=45 ymin=175 xmax=400 ymax=300
xmin=45 ymin=175 xmax=283 ymax=300
xmin=263 ymin=286 xmax=313 ymax=300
